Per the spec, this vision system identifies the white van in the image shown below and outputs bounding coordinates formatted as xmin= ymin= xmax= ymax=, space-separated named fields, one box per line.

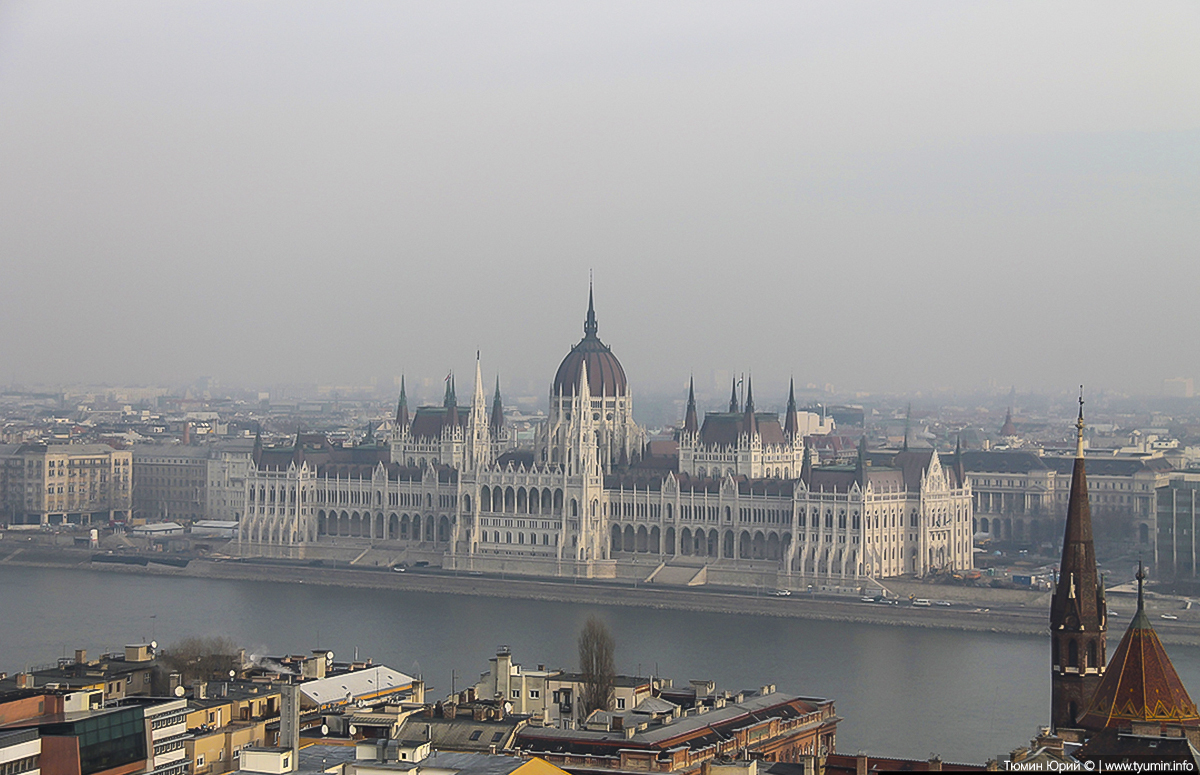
xmin=913 ymin=598 xmax=932 ymax=607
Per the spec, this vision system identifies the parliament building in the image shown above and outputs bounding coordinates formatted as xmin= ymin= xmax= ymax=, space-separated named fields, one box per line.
xmin=238 ymin=291 xmax=974 ymax=589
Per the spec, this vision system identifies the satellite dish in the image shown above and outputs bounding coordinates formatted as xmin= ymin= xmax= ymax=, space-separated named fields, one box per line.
xmin=326 ymin=651 xmax=335 ymax=662
xmin=349 ymin=725 xmax=357 ymax=735
xmin=229 ymin=670 xmax=236 ymax=678
xmin=321 ymin=724 xmax=329 ymax=736
xmin=150 ymin=640 xmax=158 ymax=650
xmin=174 ymin=686 xmax=185 ymax=697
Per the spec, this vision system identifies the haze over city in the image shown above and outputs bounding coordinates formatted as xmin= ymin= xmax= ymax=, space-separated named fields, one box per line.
xmin=1 ymin=2 xmax=1197 ymax=396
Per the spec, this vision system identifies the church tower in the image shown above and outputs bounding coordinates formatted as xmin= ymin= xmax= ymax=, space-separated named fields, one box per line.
xmin=1050 ymin=391 xmax=1107 ymax=733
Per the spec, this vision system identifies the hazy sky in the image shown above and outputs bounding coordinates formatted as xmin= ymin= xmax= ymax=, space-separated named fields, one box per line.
xmin=1 ymin=2 xmax=1197 ymax=397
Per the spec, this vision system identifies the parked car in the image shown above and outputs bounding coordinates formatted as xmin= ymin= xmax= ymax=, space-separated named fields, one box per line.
xmin=772 ymin=589 xmax=792 ymax=597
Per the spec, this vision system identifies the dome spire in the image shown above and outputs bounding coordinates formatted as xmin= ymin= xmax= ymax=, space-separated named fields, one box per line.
xmin=584 ymin=277 xmax=598 ymax=338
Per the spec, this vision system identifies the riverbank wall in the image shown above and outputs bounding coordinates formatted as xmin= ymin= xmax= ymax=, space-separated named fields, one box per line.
xmin=5 ymin=542 xmax=1200 ymax=646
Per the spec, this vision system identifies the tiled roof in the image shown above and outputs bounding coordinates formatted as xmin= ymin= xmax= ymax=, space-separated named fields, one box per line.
xmin=1080 ymin=606 xmax=1200 ymax=731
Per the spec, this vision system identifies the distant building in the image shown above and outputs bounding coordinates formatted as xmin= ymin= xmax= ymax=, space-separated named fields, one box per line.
xmin=962 ymin=449 xmax=1171 ymax=551
xmin=238 ymin=291 xmax=972 ymax=586
xmin=0 ymin=442 xmax=132 ymax=526
xmin=1164 ymin=378 xmax=1195 ymax=399
xmin=1156 ymin=472 xmax=1200 ymax=582
xmin=133 ymin=446 xmax=209 ymax=523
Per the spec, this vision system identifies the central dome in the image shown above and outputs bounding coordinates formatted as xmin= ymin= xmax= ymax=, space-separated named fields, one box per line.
xmin=552 ymin=289 xmax=628 ymax=397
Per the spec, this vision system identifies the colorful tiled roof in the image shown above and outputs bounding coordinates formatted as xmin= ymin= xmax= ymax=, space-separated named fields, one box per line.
xmin=1080 ymin=568 xmax=1200 ymax=731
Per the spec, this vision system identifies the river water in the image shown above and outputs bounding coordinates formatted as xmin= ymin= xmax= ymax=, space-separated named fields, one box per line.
xmin=5 ymin=565 xmax=1200 ymax=763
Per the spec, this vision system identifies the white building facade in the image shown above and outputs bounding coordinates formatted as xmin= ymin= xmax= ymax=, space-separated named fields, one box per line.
xmin=238 ymin=293 xmax=972 ymax=586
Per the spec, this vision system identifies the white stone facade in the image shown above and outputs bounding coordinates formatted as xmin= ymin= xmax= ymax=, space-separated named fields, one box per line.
xmin=237 ymin=298 xmax=973 ymax=585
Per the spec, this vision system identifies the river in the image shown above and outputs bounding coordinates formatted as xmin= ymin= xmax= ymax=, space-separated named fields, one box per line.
xmin=4 ymin=565 xmax=1199 ymax=763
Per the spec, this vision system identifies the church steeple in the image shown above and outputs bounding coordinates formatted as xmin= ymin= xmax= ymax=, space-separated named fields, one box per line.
xmin=1050 ymin=387 xmax=1107 ymax=733
xmin=684 ymin=377 xmax=699 ymax=435
xmin=728 ymin=377 xmax=739 ymax=413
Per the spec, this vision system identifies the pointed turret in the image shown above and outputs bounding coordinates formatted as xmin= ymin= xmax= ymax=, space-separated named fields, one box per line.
xmin=490 ymin=377 xmax=504 ymax=434
xmin=472 ymin=354 xmax=486 ymax=414
xmin=784 ymin=378 xmax=800 ymax=439
xmin=396 ymin=377 xmax=410 ymax=431
xmin=1050 ymin=388 xmax=1107 ymax=733
xmin=728 ymin=377 xmax=739 ymax=413
xmin=855 ymin=435 xmax=867 ymax=486
xmin=800 ymin=442 xmax=813 ymax=483
xmin=252 ymin=424 xmax=263 ymax=466
xmin=446 ymin=374 xmax=460 ymax=428
xmin=1079 ymin=562 xmax=1200 ymax=732
xmin=902 ymin=403 xmax=911 ymax=452
xmin=684 ymin=377 xmax=699 ymax=435
xmin=954 ymin=433 xmax=965 ymax=484
xmin=743 ymin=376 xmax=757 ymax=436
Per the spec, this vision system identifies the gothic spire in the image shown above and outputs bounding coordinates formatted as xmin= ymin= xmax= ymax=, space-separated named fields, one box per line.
xmin=253 ymin=423 xmax=262 ymax=465
xmin=490 ymin=376 xmax=505 ymax=433
xmin=1050 ymin=386 xmax=1107 ymax=733
xmin=743 ymin=375 xmax=757 ymax=436
xmin=396 ymin=377 xmax=410 ymax=430
xmin=584 ymin=280 xmax=598 ymax=338
xmin=855 ymin=435 xmax=867 ymax=486
xmin=728 ymin=377 xmax=739 ymax=413
xmin=684 ymin=377 xmax=699 ymax=435
xmin=903 ymin=403 xmax=911 ymax=452
xmin=954 ymin=433 xmax=965 ymax=484
xmin=784 ymin=378 xmax=799 ymax=439
xmin=800 ymin=441 xmax=813 ymax=483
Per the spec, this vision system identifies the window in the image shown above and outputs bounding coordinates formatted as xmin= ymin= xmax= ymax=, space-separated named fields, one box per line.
xmin=197 ymin=755 xmax=205 ymax=768
xmin=511 ymin=690 xmax=520 ymax=698
xmin=616 ymin=698 xmax=626 ymax=710
xmin=469 ymin=730 xmax=483 ymax=741
xmin=492 ymin=732 xmax=505 ymax=743
xmin=530 ymin=690 xmax=540 ymax=699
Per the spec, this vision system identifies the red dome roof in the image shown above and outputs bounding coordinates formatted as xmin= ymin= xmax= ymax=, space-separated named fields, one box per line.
xmin=552 ymin=289 xmax=628 ymax=397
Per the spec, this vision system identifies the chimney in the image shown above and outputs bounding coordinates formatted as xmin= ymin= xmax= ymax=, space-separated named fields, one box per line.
xmin=74 ymin=649 xmax=87 ymax=665
xmin=15 ymin=673 xmax=31 ymax=689
xmin=169 ymin=673 xmax=182 ymax=694
xmin=196 ymin=682 xmax=208 ymax=700
xmin=928 ymin=757 xmax=942 ymax=772
xmin=856 ymin=755 xmax=868 ymax=775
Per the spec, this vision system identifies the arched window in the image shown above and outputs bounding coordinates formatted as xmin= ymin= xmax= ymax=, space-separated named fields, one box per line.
xmin=1087 ymin=641 xmax=1097 ymax=670
xmin=1068 ymin=640 xmax=1079 ymax=668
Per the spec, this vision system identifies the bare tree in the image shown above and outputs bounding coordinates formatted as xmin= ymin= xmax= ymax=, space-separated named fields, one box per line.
xmin=158 ymin=636 xmax=240 ymax=687
xmin=578 ymin=615 xmax=615 ymax=716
